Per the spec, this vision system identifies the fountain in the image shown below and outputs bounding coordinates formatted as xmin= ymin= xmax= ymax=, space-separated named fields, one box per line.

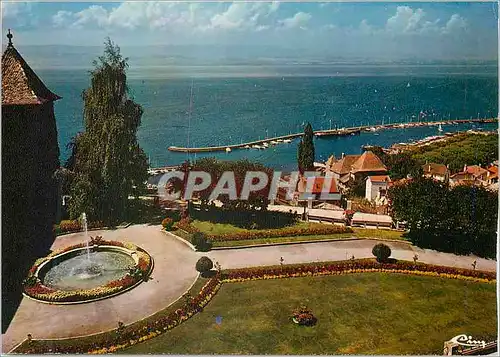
xmin=23 ymin=214 xmax=153 ymax=303
xmin=39 ymin=214 xmax=134 ymax=291
xmin=62 ymin=213 xmax=105 ymax=281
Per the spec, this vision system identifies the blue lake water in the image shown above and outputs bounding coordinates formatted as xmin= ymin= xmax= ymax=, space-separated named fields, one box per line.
xmin=38 ymin=65 xmax=498 ymax=171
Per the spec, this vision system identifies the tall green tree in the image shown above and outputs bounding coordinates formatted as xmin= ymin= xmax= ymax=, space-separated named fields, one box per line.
xmin=68 ymin=38 xmax=148 ymax=225
xmin=297 ymin=122 xmax=315 ymax=173
xmin=388 ymin=178 xmax=497 ymax=258
xmin=179 ymin=158 xmax=273 ymax=211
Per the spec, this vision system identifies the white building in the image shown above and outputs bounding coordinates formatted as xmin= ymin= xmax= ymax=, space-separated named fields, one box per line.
xmin=365 ymin=175 xmax=391 ymax=205
xmin=351 ymin=212 xmax=393 ymax=228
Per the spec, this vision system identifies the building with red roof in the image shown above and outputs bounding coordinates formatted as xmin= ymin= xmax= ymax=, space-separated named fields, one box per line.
xmin=365 ymin=175 xmax=391 ymax=205
xmin=297 ymin=175 xmax=341 ymax=207
xmin=450 ymin=164 xmax=491 ymax=187
xmin=326 ymin=151 xmax=387 ymax=191
xmin=422 ymin=163 xmax=449 ymax=182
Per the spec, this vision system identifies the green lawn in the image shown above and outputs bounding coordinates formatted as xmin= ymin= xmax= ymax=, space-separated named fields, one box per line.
xmin=184 ymin=220 xmax=405 ymax=248
xmin=122 ymin=273 xmax=496 ymax=355
xmin=190 ymin=220 xmax=313 ymax=235
xmin=352 ymin=228 xmax=404 ymax=240
xmin=211 ymin=233 xmax=354 ymax=248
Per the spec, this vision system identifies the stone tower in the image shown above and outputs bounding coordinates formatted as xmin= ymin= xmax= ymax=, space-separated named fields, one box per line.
xmin=2 ymin=30 xmax=61 ymax=332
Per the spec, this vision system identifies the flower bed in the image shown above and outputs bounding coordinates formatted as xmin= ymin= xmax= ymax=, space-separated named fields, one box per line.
xmin=220 ymin=259 xmax=496 ymax=284
xmin=53 ymin=220 xmax=105 ymax=235
xmin=23 ymin=239 xmax=153 ymax=304
xmin=292 ymin=305 xmax=317 ymax=326
xmin=175 ymin=218 xmax=353 ymax=243
xmin=14 ymin=259 xmax=495 ymax=354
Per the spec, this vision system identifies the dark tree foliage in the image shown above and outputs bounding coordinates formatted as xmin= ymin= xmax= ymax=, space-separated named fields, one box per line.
xmin=297 ymin=122 xmax=315 ymax=173
xmin=365 ymin=146 xmax=422 ymax=180
xmin=179 ymin=158 xmax=273 ymax=211
xmin=388 ymin=178 xmax=497 ymax=258
xmin=345 ymin=179 xmax=366 ymax=198
xmin=412 ymin=133 xmax=498 ymax=173
xmin=68 ymin=38 xmax=148 ymax=225
xmin=386 ymin=152 xmax=423 ymax=180
xmin=64 ymin=134 xmax=80 ymax=172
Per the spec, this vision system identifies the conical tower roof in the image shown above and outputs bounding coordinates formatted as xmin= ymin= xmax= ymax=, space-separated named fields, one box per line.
xmin=2 ymin=30 xmax=61 ymax=105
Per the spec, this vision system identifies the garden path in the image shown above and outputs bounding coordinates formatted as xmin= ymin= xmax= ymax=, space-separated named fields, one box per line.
xmin=207 ymin=239 xmax=497 ymax=272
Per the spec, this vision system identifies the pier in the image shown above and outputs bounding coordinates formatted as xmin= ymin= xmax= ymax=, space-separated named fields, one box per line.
xmin=167 ymin=118 xmax=497 ymax=154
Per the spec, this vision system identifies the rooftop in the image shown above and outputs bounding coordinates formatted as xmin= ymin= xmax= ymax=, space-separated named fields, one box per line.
xmin=351 ymin=151 xmax=387 ymax=173
xmin=2 ymin=30 xmax=61 ymax=106
xmin=422 ymin=163 xmax=448 ymax=176
xmin=330 ymin=155 xmax=360 ymax=175
xmin=464 ymin=165 xmax=488 ymax=177
xmin=297 ymin=176 xmax=339 ymax=195
xmin=367 ymin=175 xmax=391 ymax=183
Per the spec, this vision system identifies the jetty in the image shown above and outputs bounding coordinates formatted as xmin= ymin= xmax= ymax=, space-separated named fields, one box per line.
xmin=168 ymin=118 xmax=497 ymax=154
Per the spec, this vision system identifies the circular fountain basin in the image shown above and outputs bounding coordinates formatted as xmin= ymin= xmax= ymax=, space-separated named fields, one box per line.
xmin=39 ymin=248 xmax=136 ymax=291
xmin=23 ymin=242 xmax=153 ymax=304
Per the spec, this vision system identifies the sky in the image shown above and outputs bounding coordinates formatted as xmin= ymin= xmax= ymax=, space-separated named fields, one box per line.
xmin=1 ymin=1 xmax=498 ymax=61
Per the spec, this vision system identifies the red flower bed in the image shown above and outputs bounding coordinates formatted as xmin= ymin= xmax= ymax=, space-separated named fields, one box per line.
xmin=106 ymin=275 xmax=136 ymax=289
xmin=24 ymin=283 xmax=56 ymax=296
xmin=175 ymin=218 xmax=198 ymax=233
xmin=59 ymin=220 xmax=81 ymax=233
xmin=137 ymin=257 xmax=149 ymax=272
xmin=53 ymin=220 xmax=106 ymax=235
xmin=221 ymin=259 xmax=496 ymax=282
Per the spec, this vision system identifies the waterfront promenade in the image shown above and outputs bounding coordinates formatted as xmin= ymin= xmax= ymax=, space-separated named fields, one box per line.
xmin=168 ymin=118 xmax=497 ymax=153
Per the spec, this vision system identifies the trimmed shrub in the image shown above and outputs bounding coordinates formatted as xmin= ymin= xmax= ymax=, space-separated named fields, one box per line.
xmin=164 ymin=210 xmax=181 ymax=222
xmin=58 ymin=220 xmax=81 ymax=233
xmin=372 ymin=243 xmax=391 ymax=262
xmin=195 ymin=256 xmax=214 ymax=274
xmin=192 ymin=232 xmax=212 ymax=252
xmin=162 ymin=217 xmax=174 ymax=231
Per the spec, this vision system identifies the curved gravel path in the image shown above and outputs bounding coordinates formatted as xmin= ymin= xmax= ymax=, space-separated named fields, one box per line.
xmin=207 ymin=239 xmax=496 ymax=272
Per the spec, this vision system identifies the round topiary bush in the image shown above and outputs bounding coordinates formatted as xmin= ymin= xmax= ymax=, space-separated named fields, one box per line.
xmin=196 ymin=256 xmax=214 ymax=275
xmin=372 ymin=243 xmax=391 ymax=262
xmin=192 ymin=232 xmax=212 ymax=252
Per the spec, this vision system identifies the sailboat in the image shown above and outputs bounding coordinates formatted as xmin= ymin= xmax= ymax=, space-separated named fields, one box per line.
xmin=438 ymin=124 xmax=443 ymax=132
xmin=407 ymin=82 xmax=411 ymax=88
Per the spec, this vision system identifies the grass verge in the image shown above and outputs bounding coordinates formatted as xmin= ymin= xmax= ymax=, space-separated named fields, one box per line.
xmin=122 ymin=273 xmax=496 ymax=355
